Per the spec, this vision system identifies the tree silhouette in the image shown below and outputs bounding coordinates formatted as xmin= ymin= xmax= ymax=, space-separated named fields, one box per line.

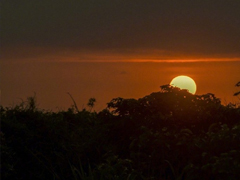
xmin=1 ymin=86 xmax=240 ymax=180
xmin=87 ymin=98 xmax=96 ymax=112
xmin=234 ymin=81 xmax=240 ymax=98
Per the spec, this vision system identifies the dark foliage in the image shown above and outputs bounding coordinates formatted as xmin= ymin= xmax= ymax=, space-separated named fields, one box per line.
xmin=1 ymin=86 xmax=240 ymax=180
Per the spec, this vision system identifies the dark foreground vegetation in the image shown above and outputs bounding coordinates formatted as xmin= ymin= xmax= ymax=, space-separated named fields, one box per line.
xmin=1 ymin=85 xmax=240 ymax=180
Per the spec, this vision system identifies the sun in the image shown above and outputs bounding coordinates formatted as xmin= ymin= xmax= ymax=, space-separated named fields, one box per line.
xmin=170 ymin=75 xmax=197 ymax=94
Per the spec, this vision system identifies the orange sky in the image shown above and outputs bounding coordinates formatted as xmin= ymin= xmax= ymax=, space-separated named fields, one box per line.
xmin=1 ymin=1 xmax=240 ymax=110
xmin=1 ymin=60 xmax=239 ymax=111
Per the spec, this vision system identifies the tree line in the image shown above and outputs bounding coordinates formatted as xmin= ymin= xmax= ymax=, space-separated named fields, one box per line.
xmin=1 ymin=85 xmax=240 ymax=180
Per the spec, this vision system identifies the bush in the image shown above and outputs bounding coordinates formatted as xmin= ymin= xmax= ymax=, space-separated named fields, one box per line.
xmin=1 ymin=87 xmax=240 ymax=179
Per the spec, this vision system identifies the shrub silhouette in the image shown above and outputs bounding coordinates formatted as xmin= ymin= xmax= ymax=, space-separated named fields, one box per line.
xmin=1 ymin=85 xmax=240 ymax=180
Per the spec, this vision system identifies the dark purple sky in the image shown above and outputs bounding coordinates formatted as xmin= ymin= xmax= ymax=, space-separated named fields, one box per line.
xmin=1 ymin=0 xmax=240 ymax=60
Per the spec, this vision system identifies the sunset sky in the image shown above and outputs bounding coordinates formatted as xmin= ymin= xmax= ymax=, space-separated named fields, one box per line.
xmin=1 ymin=0 xmax=240 ymax=110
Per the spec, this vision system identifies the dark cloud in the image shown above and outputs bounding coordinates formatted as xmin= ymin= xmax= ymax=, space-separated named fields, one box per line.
xmin=120 ymin=71 xmax=127 ymax=75
xmin=1 ymin=0 xmax=240 ymax=58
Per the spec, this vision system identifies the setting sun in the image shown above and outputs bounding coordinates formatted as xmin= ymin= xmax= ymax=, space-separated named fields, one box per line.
xmin=170 ymin=75 xmax=197 ymax=94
